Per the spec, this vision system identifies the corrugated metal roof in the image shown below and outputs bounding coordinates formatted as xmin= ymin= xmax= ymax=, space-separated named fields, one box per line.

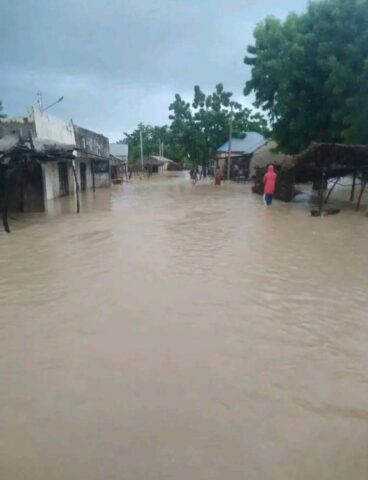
xmin=217 ymin=132 xmax=266 ymax=154
xmin=110 ymin=143 xmax=128 ymax=156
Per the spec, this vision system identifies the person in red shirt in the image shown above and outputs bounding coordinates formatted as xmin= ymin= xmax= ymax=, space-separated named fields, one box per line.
xmin=263 ymin=164 xmax=277 ymax=206
xmin=214 ymin=167 xmax=223 ymax=186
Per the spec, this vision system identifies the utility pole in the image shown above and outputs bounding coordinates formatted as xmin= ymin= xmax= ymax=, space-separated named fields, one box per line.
xmin=227 ymin=104 xmax=233 ymax=181
xmin=37 ymin=91 xmax=43 ymax=110
xmin=140 ymin=129 xmax=144 ymax=171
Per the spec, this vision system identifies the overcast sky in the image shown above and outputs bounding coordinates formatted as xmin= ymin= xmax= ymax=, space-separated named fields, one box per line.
xmin=0 ymin=0 xmax=308 ymax=141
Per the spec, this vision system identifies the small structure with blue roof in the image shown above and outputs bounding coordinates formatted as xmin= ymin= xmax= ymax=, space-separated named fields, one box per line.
xmin=214 ymin=132 xmax=267 ymax=180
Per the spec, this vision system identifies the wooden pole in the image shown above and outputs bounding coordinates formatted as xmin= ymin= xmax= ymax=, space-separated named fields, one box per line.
xmin=2 ymin=203 xmax=10 ymax=233
xmin=140 ymin=129 xmax=144 ymax=171
xmin=290 ymin=170 xmax=296 ymax=202
xmin=325 ymin=177 xmax=339 ymax=204
xmin=91 ymin=159 xmax=96 ymax=192
xmin=71 ymin=161 xmax=80 ymax=214
xmin=1 ymin=170 xmax=10 ymax=233
xmin=356 ymin=180 xmax=366 ymax=212
xmin=350 ymin=171 xmax=357 ymax=202
xmin=227 ymin=104 xmax=233 ymax=181
xmin=318 ymin=170 xmax=325 ymax=215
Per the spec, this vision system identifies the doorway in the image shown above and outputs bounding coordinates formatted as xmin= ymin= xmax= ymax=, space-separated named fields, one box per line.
xmin=8 ymin=160 xmax=45 ymax=212
xmin=58 ymin=162 xmax=69 ymax=196
xmin=80 ymin=162 xmax=87 ymax=191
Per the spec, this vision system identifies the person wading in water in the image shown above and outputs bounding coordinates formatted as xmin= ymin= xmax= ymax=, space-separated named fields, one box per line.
xmin=190 ymin=166 xmax=198 ymax=185
xmin=215 ymin=167 xmax=223 ymax=186
xmin=263 ymin=164 xmax=277 ymax=206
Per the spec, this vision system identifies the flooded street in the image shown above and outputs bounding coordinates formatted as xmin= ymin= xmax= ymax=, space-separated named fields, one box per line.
xmin=1 ymin=173 xmax=368 ymax=480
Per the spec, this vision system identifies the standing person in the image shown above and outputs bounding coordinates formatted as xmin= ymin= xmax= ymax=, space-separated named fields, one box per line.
xmin=190 ymin=166 xmax=198 ymax=184
xmin=263 ymin=164 xmax=277 ymax=206
xmin=214 ymin=167 xmax=223 ymax=186
xmin=198 ymin=164 xmax=202 ymax=181
xmin=233 ymin=163 xmax=240 ymax=182
xmin=189 ymin=166 xmax=194 ymax=183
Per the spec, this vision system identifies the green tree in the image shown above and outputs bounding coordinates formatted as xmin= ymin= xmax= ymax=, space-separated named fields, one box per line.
xmin=169 ymin=84 xmax=269 ymax=166
xmin=168 ymin=94 xmax=198 ymax=163
xmin=121 ymin=84 xmax=268 ymax=166
xmin=123 ymin=124 xmax=175 ymax=164
xmin=244 ymin=0 xmax=368 ymax=152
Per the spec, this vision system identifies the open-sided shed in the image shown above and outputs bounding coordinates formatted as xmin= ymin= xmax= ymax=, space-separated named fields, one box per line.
xmin=253 ymin=143 xmax=368 ymax=214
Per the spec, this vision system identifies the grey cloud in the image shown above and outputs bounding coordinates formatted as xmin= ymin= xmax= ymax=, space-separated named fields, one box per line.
xmin=1 ymin=0 xmax=308 ymax=140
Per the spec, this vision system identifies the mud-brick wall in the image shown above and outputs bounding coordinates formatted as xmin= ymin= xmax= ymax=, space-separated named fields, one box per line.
xmin=252 ymin=166 xmax=295 ymax=202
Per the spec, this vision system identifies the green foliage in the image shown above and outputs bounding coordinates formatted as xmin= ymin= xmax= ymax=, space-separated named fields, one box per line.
xmin=123 ymin=124 xmax=173 ymax=164
xmin=244 ymin=0 xmax=368 ymax=152
xmin=122 ymin=84 xmax=269 ymax=165
xmin=170 ymin=83 xmax=269 ymax=165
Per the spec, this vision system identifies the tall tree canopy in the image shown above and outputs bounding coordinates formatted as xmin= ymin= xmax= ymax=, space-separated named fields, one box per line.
xmin=244 ymin=0 xmax=368 ymax=153
xmin=122 ymin=84 xmax=268 ymax=165
xmin=122 ymin=124 xmax=174 ymax=163
xmin=169 ymin=83 xmax=268 ymax=165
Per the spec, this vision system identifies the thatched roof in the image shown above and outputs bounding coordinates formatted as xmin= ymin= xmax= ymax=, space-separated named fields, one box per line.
xmin=249 ymin=141 xmax=285 ymax=177
xmin=150 ymin=155 xmax=177 ymax=165
xmin=284 ymin=143 xmax=368 ymax=171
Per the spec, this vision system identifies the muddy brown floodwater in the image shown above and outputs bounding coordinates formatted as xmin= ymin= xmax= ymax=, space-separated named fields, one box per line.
xmin=0 ymin=173 xmax=368 ymax=480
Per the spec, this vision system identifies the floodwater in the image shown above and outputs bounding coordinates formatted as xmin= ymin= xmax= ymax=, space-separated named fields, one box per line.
xmin=1 ymin=173 xmax=368 ymax=480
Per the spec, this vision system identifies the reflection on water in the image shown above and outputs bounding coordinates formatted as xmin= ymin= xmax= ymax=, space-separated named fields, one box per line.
xmin=1 ymin=173 xmax=368 ymax=480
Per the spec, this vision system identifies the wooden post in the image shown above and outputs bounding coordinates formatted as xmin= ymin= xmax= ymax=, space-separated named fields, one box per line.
xmin=325 ymin=177 xmax=339 ymax=204
xmin=91 ymin=159 xmax=96 ymax=192
xmin=71 ymin=161 xmax=80 ymax=214
xmin=356 ymin=180 xmax=366 ymax=212
xmin=2 ymin=203 xmax=10 ymax=233
xmin=318 ymin=169 xmax=325 ymax=215
xmin=350 ymin=171 xmax=357 ymax=202
xmin=227 ymin=105 xmax=233 ymax=181
xmin=290 ymin=170 xmax=296 ymax=202
xmin=1 ymin=169 xmax=10 ymax=233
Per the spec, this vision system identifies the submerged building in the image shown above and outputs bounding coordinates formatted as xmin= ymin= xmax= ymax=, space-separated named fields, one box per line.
xmin=215 ymin=132 xmax=267 ymax=180
xmin=0 ymin=106 xmax=111 ymax=232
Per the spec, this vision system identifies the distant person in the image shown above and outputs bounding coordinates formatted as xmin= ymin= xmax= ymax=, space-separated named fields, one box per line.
xmin=203 ymin=165 xmax=207 ymax=179
xmin=263 ymin=164 xmax=277 ymax=206
xmin=190 ymin=166 xmax=198 ymax=184
xmin=214 ymin=167 xmax=223 ymax=186
xmin=233 ymin=164 xmax=240 ymax=182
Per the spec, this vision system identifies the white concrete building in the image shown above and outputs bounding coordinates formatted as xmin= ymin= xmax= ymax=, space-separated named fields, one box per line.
xmin=29 ymin=106 xmax=78 ymax=202
xmin=0 ymin=107 xmax=111 ymax=215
